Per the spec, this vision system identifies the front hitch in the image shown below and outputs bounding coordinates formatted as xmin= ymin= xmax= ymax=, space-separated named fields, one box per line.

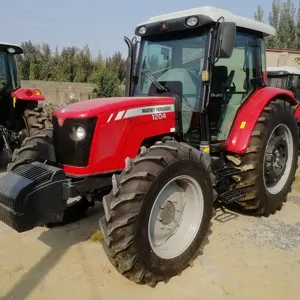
xmin=0 ymin=162 xmax=68 ymax=232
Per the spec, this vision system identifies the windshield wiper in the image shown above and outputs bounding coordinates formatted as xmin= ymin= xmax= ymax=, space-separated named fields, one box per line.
xmin=141 ymin=68 xmax=167 ymax=92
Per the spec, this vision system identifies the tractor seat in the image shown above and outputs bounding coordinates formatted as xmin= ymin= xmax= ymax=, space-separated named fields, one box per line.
xmin=211 ymin=65 xmax=229 ymax=97
xmin=187 ymin=66 xmax=230 ymax=136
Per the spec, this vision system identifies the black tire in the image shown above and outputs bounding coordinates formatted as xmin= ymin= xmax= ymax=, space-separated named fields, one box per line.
xmin=0 ymin=135 xmax=4 ymax=152
xmin=229 ymin=99 xmax=299 ymax=216
xmin=8 ymin=128 xmax=92 ymax=226
xmin=99 ymin=140 xmax=214 ymax=287
xmin=8 ymin=127 xmax=53 ymax=171
xmin=23 ymin=107 xmax=50 ymax=136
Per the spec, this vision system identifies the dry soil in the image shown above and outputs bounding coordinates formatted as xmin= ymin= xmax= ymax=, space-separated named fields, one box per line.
xmin=0 ymin=161 xmax=300 ymax=300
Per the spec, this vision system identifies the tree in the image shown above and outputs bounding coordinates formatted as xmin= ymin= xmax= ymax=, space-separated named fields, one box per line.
xmin=254 ymin=5 xmax=264 ymax=22
xmin=254 ymin=1 xmax=300 ymax=49
xmin=74 ymin=45 xmax=93 ymax=82
xmin=92 ymin=68 xmax=122 ymax=98
xmin=277 ymin=0 xmax=297 ymax=48
xmin=105 ymin=51 xmax=126 ymax=83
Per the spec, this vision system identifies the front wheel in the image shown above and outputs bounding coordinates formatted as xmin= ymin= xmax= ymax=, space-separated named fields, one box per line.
xmin=99 ymin=140 xmax=214 ymax=286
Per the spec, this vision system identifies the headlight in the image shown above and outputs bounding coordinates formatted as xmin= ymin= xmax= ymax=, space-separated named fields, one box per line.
xmin=186 ymin=16 xmax=199 ymax=27
xmin=139 ymin=26 xmax=147 ymax=35
xmin=69 ymin=125 xmax=86 ymax=141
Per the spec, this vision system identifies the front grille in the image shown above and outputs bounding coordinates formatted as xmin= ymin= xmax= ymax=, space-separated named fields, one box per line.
xmin=13 ymin=164 xmax=52 ymax=181
xmin=52 ymin=116 xmax=97 ymax=167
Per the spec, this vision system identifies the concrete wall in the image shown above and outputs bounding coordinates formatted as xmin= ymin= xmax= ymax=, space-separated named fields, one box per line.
xmin=266 ymin=49 xmax=300 ymax=68
xmin=21 ymin=80 xmax=96 ymax=105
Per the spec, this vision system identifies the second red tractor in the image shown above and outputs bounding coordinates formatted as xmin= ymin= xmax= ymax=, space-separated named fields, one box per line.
xmin=0 ymin=42 xmax=48 ymax=159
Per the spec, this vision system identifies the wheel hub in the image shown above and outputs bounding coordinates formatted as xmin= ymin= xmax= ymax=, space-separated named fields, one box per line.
xmin=265 ymin=135 xmax=288 ymax=184
xmin=155 ymin=190 xmax=185 ymax=246
xmin=159 ymin=201 xmax=176 ymax=225
xmin=148 ymin=175 xmax=205 ymax=260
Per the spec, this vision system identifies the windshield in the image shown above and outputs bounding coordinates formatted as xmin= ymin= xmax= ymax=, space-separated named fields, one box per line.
xmin=267 ymin=76 xmax=288 ymax=89
xmin=134 ymin=31 xmax=208 ymax=107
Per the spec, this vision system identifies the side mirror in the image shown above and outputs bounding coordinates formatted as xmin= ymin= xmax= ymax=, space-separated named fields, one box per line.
xmin=217 ymin=22 xmax=236 ymax=59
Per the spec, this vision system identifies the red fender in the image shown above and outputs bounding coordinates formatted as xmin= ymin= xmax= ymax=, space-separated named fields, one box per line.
xmin=295 ymin=104 xmax=300 ymax=122
xmin=11 ymin=88 xmax=45 ymax=101
xmin=226 ymin=87 xmax=298 ymax=154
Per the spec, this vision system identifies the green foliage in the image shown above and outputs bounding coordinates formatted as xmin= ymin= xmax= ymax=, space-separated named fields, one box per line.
xmin=254 ymin=5 xmax=264 ymax=22
xmin=254 ymin=0 xmax=300 ymax=49
xmin=92 ymin=68 xmax=123 ymax=98
xmin=105 ymin=51 xmax=126 ymax=84
xmin=17 ymin=40 xmax=127 ymax=97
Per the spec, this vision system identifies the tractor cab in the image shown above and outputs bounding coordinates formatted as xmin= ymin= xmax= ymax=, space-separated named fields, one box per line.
xmin=126 ymin=6 xmax=274 ymax=145
xmin=0 ymin=43 xmax=22 ymax=90
xmin=0 ymin=43 xmax=44 ymax=123
xmin=0 ymin=43 xmax=23 ymax=125
xmin=267 ymin=66 xmax=300 ymax=100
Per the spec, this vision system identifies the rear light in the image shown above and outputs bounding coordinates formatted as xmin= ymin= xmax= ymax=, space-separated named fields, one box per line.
xmin=34 ymin=89 xmax=42 ymax=96
xmin=24 ymin=89 xmax=42 ymax=97
xmin=24 ymin=89 xmax=33 ymax=97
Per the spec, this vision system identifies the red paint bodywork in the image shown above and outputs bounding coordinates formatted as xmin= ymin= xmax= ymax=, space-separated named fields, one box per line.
xmin=294 ymin=105 xmax=300 ymax=122
xmin=54 ymin=96 xmax=176 ymax=176
xmin=11 ymin=88 xmax=45 ymax=101
xmin=226 ymin=87 xmax=298 ymax=154
xmin=52 ymin=87 xmax=299 ymax=176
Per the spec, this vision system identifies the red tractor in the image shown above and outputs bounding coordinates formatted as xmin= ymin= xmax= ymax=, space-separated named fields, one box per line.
xmin=0 ymin=43 xmax=48 ymax=158
xmin=0 ymin=6 xmax=299 ymax=287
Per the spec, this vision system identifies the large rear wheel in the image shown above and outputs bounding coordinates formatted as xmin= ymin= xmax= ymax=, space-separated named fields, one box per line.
xmin=100 ymin=140 xmax=214 ymax=286
xmin=229 ymin=99 xmax=299 ymax=216
xmin=23 ymin=107 xmax=50 ymax=136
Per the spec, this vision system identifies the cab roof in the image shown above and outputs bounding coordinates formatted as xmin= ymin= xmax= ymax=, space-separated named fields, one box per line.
xmin=137 ymin=6 xmax=275 ymax=37
xmin=267 ymin=66 xmax=300 ymax=75
xmin=0 ymin=42 xmax=23 ymax=54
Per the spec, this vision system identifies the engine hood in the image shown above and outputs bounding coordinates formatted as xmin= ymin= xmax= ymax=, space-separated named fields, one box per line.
xmin=54 ymin=96 xmax=174 ymax=119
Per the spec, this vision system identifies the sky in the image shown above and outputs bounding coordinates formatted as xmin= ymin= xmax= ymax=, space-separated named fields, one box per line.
xmin=1 ymin=0 xmax=272 ymax=58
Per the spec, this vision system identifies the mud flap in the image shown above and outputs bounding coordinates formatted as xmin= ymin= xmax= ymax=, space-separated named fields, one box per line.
xmin=0 ymin=162 xmax=67 ymax=232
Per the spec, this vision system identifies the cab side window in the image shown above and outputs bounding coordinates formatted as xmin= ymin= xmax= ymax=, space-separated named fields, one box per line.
xmin=8 ymin=55 xmax=20 ymax=91
xmin=0 ymin=53 xmax=8 ymax=91
xmin=213 ymin=32 xmax=262 ymax=141
xmin=293 ymin=75 xmax=300 ymax=99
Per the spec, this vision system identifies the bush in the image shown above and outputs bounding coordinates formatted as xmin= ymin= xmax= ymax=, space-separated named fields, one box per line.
xmin=92 ymin=69 xmax=123 ymax=98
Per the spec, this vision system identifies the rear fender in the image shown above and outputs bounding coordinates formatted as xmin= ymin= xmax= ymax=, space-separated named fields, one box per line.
xmin=12 ymin=88 xmax=45 ymax=101
xmin=226 ymin=87 xmax=298 ymax=154
xmin=294 ymin=104 xmax=300 ymax=122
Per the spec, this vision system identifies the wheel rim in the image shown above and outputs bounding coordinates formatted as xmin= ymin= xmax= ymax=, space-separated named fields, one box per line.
xmin=263 ymin=123 xmax=294 ymax=195
xmin=148 ymin=175 xmax=204 ymax=259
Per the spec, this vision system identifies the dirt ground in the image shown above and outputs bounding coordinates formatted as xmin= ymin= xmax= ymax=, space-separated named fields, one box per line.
xmin=0 ymin=158 xmax=300 ymax=299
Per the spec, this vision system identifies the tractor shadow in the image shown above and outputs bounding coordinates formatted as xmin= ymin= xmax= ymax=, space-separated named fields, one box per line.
xmin=213 ymin=202 xmax=240 ymax=223
xmin=1 ymin=202 xmax=105 ymax=300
